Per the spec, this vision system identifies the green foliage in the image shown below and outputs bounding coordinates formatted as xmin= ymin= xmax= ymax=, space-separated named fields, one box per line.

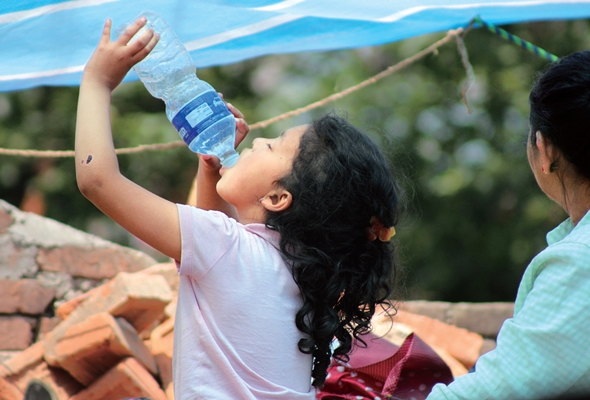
xmin=0 ymin=19 xmax=588 ymax=301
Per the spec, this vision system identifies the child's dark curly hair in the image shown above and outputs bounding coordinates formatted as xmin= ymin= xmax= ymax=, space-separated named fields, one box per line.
xmin=265 ymin=113 xmax=400 ymax=388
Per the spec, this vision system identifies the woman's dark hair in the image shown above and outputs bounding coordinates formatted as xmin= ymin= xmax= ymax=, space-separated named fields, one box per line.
xmin=529 ymin=50 xmax=590 ymax=180
xmin=265 ymin=114 xmax=400 ymax=388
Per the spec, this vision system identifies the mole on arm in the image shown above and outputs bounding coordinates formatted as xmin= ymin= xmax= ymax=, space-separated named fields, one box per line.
xmin=86 ymin=155 xmax=93 ymax=164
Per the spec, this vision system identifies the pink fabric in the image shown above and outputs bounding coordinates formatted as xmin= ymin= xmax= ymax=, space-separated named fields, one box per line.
xmin=317 ymin=333 xmax=454 ymax=400
xmin=174 ymin=205 xmax=314 ymax=399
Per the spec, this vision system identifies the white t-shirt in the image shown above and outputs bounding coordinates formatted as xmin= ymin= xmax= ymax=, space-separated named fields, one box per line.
xmin=173 ymin=204 xmax=315 ymax=399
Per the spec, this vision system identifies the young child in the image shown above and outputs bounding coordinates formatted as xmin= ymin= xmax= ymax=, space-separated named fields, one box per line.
xmin=76 ymin=17 xmax=400 ymax=399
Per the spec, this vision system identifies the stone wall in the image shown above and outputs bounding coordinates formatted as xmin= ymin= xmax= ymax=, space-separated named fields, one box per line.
xmin=0 ymin=199 xmax=157 ymax=359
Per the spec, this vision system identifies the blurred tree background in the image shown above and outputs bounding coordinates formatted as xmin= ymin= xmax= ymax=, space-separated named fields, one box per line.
xmin=0 ymin=19 xmax=588 ymax=302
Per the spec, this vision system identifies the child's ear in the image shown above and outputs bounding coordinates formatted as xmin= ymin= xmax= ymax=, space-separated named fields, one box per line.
xmin=260 ymin=188 xmax=292 ymax=212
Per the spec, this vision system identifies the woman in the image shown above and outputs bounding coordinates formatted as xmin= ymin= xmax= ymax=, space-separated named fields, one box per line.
xmin=427 ymin=50 xmax=590 ymax=399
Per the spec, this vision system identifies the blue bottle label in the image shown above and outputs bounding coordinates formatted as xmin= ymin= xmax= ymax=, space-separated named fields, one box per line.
xmin=172 ymin=91 xmax=232 ymax=145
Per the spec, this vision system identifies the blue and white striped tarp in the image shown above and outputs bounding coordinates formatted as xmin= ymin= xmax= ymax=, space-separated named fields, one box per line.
xmin=1 ymin=0 xmax=589 ymax=92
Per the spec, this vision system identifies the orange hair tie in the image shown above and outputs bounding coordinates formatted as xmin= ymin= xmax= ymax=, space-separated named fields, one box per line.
xmin=367 ymin=216 xmax=396 ymax=242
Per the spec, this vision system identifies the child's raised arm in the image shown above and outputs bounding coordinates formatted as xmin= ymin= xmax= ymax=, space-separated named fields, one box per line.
xmin=75 ymin=18 xmax=181 ymax=261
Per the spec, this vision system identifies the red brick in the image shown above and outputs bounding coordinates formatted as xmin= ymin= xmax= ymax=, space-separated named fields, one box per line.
xmin=427 ymin=345 xmax=469 ymax=377
xmin=54 ymin=284 xmax=103 ymax=320
xmin=105 ymin=273 xmax=173 ymax=333
xmin=0 ymin=317 xmax=35 ymax=350
xmin=70 ymin=357 xmax=167 ymax=400
xmin=36 ymin=317 xmax=61 ymax=342
xmin=392 ymin=310 xmax=484 ymax=369
xmin=0 ymin=208 xmax=14 ymax=233
xmin=140 ymin=262 xmax=180 ymax=293
xmin=156 ymin=353 xmax=173 ymax=399
xmin=0 ymin=352 xmax=19 ymax=365
xmin=0 ymin=279 xmax=55 ymax=315
xmin=0 ymin=377 xmax=21 ymax=400
xmin=2 ymin=341 xmax=44 ymax=376
xmin=0 ymin=364 xmax=11 ymax=378
xmin=150 ymin=316 xmax=174 ymax=358
xmin=1 ymin=341 xmax=82 ymax=400
xmin=151 ymin=317 xmax=174 ymax=397
xmin=6 ymin=362 xmax=82 ymax=400
xmin=37 ymin=246 xmax=156 ymax=280
xmin=53 ymin=312 xmax=157 ymax=386
xmin=44 ymin=272 xmax=172 ymax=367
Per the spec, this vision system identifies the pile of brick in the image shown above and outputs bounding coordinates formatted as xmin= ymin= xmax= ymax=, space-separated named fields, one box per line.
xmin=0 ymin=263 xmax=179 ymax=399
xmin=0 ymin=199 xmax=179 ymax=399
xmin=0 ymin=198 xmax=515 ymax=399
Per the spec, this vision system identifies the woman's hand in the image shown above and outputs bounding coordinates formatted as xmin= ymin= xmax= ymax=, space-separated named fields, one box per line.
xmin=83 ymin=17 xmax=159 ymax=91
xmin=198 ymin=100 xmax=250 ymax=172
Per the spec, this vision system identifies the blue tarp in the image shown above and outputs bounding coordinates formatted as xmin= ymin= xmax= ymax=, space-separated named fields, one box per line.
xmin=1 ymin=0 xmax=589 ymax=92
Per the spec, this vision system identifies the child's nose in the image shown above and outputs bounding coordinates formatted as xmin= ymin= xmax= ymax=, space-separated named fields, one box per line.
xmin=252 ymin=137 xmax=263 ymax=149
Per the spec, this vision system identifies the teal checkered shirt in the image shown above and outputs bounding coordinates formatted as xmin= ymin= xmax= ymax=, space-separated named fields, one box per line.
xmin=427 ymin=210 xmax=590 ymax=399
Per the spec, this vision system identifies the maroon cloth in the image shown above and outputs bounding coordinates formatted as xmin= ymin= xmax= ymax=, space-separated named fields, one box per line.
xmin=317 ymin=333 xmax=454 ymax=400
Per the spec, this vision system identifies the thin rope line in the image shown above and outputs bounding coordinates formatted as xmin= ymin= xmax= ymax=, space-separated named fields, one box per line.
xmin=0 ymin=27 xmax=465 ymax=159
xmin=474 ymin=16 xmax=559 ymax=62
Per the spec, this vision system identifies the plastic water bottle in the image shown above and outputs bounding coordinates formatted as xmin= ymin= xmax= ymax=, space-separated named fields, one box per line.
xmin=117 ymin=11 xmax=239 ymax=167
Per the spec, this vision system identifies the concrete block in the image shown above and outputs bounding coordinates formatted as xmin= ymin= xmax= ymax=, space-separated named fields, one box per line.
xmin=449 ymin=302 xmax=514 ymax=338
xmin=0 ymin=235 xmax=38 ymax=280
xmin=0 ymin=316 xmax=35 ymax=350
xmin=0 ymin=279 xmax=55 ymax=315
xmin=53 ymin=312 xmax=157 ymax=386
xmin=480 ymin=338 xmax=497 ymax=356
xmin=1 ymin=198 xmax=117 ymax=249
xmin=69 ymin=357 xmax=168 ymax=400
xmin=399 ymin=300 xmax=452 ymax=323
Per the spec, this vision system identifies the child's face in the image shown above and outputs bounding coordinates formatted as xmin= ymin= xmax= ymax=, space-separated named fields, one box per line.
xmin=216 ymin=124 xmax=307 ymax=221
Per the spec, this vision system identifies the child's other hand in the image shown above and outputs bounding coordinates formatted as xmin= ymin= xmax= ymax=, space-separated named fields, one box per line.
xmin=199 ymin=100 xmax=250 ymax=172
xmin=227 ymin=102 xmax=250 ymax=148
xmin=83 ymin=17 xmax=159 ymax=91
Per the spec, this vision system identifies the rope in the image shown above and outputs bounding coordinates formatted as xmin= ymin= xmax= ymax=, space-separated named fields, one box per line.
xmin=474 ymin=16 xmax=559 ymax=62
xmin=0 ymin=27 xmax=465 ymax=159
